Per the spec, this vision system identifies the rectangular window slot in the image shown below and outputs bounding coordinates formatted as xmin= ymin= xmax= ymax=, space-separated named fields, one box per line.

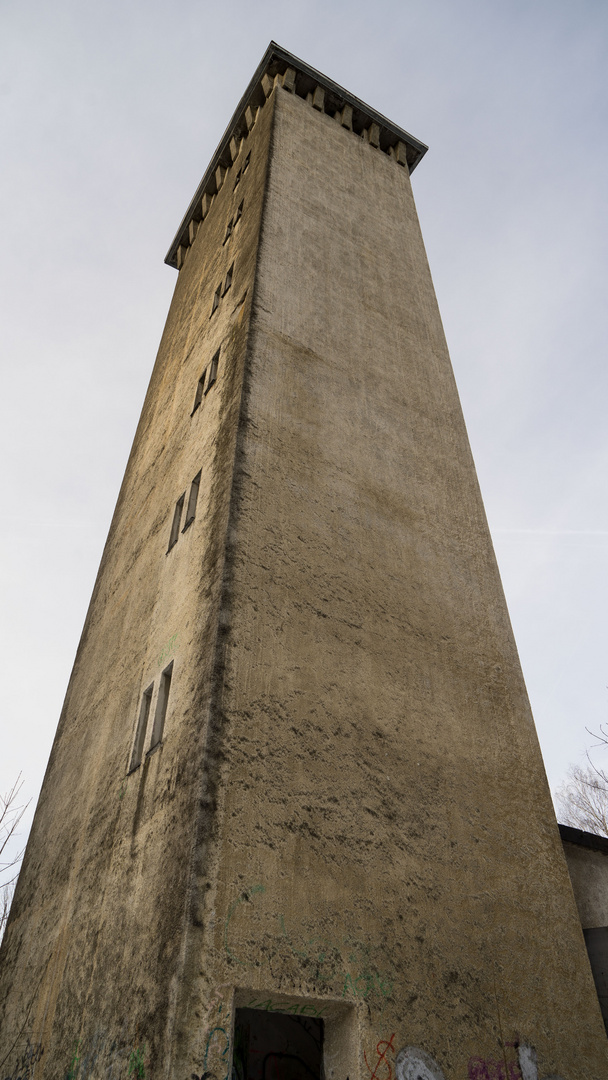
xmin=223 ymin=219 xmax=233 ymax=245
xmin=168 ymin=493 xmax=185 ymax=552
xmin=242 ymin=151 xmax=251 ymax=174
xmin=234 ymin=200 xmax=243 ymax=227
xmin=223 ymin=264 xmax=233 ymax=296
xmin=149 ymin=662 xmax=173 ymax=751
xmin=192 ymin=370 xmax=207 ymax=414
xmin=233 ymin=168 xmax=241 ymax=190
xmin=205 ymin=349 xmax=220 ymax=394
xmin=211 ymin=284 xmax=221 ymax=316
xmin=183 ymin=471 xmax=201 ymax=531
xmin=129 ymin=683 xmax=153 ymax=772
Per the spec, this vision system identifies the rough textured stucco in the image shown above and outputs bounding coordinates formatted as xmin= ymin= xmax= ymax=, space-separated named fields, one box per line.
xmin=0 ymin=77 xmax=274 ymax=1080
xmin=177 ymin=87 xmax=607 ymax=1080
xmin=1 ymin=75 xmax=607 ymax=1080
xmin=563 ymin=841 xmax=608 ymax=929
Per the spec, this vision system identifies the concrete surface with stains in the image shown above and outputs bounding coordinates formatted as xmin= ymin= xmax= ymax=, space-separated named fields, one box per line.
xmin=560 ymin=825 xmax=608 ymax=929
xmin=0 ymin=44 xmax=607 ymax=1080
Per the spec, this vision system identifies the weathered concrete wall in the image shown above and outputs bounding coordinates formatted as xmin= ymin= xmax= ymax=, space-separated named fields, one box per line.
xmin=0 ymin=79 xmax=275 ymax=1080
xmin=561 ymin=830 xmax=608 ymax=1034
xmin=562 ymin=833 xmax=608 ymax=928
xmin=174 ymin=85 xmax=608 ymax=1080
xmin=1 ymin=67 xmax=607 ymax=1080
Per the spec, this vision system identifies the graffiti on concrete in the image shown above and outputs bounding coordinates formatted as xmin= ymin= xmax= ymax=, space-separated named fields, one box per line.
xmin=516 ymin=1044 xmax=563 ymax=1080
xmin=260 ymin=1052 xmax=320 ymax=1080
xmin=187 ymin=989 xmax=235 ymax=1080
xmin=159 ymin=633 xmax=179 ymax=667
xmin=390 ymin=1042 xmax=564 ymax=1080
xmin=279 ymin=916 xmax=392 ymax=1002
xmin=198 ymin=1000 xmax=231 ymax=1080
xmin=364 ymin=1033 xmax=396 ymax=1080
xmin=467 ymin=1044 xmax=564 ymax=1080
xmin=395 ymin=1046 xmax=446 ymax=1080
xmin=223 ymin=885 xmax=391 ymax=1002
xmin=1 ymin=1039 xmax=44 ymax=1080
xmin=127 ymin=1045 xmax=147 ymax=1078
xmin=341 ymin=971 xmax=392 ymax=1001
xmin=65 ymin=1040 xmax=81 ymax=1080
xmin=55 ymin=1032 xmax=150 ymax=1080
xmin=204 ymin=1027 xmax=229 ymax=1071
xmin=517 ymin=1046 xmax=536 ymax=1080
xmin=468 ymin=1059 xmax=519 ymax=1080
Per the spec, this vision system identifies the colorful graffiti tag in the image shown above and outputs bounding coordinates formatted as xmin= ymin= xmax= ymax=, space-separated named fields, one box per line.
xmin=364 ymin=1033 xmax=396 ymax=1080
xmin=223 ymin=884 xmax=392 ymax=1003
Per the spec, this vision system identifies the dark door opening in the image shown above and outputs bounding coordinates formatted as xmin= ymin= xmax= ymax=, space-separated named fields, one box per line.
xmin=233 ymin=1008 xmax=324 ymax=1080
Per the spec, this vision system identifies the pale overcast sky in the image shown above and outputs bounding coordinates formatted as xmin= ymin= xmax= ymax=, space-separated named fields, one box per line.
xmin=1 ymin=0 xmax=607 ymax=851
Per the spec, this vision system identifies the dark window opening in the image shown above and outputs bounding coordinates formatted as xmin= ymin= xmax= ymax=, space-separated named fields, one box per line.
xmin=234 ymin=200 xmax=244 ymax=226
xmin=206 ymin=349 xmax=220 ymax=393
xmin=242 ymin=151 xmax=251 ymax=174
xmin=233 ymin=1008 xmax=323 ymax=1080
xmin=223 ymin=219 xmax=233 ymax=245
xmin=168 ymin=493 xmax=185 ymax=552
xmin=233 ymin=168 xmax=242 ymax=190
xmin=223 ymin=264 xmax=234 ymax=295
xmin=129 ymin=683 xmax=153 ymax=771
xmin=211 ymin=284 xmax=221 ymax=316
xmin=149 ymin=662 xmax=173 ymax=750
xmin=183 ymin=471 xmax=201 ymax=531
xmin=192 ymin=370 xmax=207 ymax=414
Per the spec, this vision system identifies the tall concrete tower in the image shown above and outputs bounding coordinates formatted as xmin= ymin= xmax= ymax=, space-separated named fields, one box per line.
xmin=1 ymin=43 xmax=606 ymax=1080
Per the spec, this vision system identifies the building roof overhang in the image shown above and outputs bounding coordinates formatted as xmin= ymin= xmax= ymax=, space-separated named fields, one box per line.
xmin=559 ymin=822 xmax=608 ymax=855
xmin=164 ymin=41 xmax=428 ymax=269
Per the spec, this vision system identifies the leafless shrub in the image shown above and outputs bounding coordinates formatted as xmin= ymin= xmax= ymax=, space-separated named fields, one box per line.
xmin=556 ymin=763 xmax=608 ymax=837
xmin=0 ymin=775 xmax=29 ymax=942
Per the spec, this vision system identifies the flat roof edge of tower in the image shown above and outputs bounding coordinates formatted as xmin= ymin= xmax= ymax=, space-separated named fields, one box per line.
xmin=164 ymin=41 xmax=429 ymax=269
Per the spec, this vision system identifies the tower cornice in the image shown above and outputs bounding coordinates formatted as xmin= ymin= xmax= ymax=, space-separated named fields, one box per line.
xmin=164 ymin=41 xmax=428 ymax=270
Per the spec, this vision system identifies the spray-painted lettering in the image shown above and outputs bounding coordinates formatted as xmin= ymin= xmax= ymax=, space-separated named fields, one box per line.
xmin=365 ymin=1034 xmax=396 ymax=1080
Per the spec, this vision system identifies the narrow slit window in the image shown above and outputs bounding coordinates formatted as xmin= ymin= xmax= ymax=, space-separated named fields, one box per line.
xmin=233 ymin=168 xmax=241 ymax=190
xmin=223 ymin=218 xmax=233 ymax=245
xmin=183 ymin=471 xmax=201 ymax=530
xmin=223 ymin=264 xmax=233 ymax=296
xmin=149 ymin=662 xmax=173 ymax=750
xmin=242 ymin=151 xmax=251 ymax=173
xmin=211 ymin=284 xmax=221 ymax=316
xmin=168 ymin=493 xmax=185 ymax=552
xmin=130 ymin=684 xmax=153 ymax=771
xmin=192 ymin=370 xmax=207 ymax=414
xmin=205 ymin=349 xmax=220 ymax=393
xmin=234 ymin=200 xmax=243 ymax=226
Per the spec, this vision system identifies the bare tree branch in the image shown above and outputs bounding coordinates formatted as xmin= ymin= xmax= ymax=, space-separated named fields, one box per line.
xmin=0 ymin=774 xmax=27 ymax=865
xmin=585 ymin=722 xmax=608 ymax=786
xmin=0 ymin=774 xmax=29 ymax=942
xmin=556 ymin=764 xmax=608 ymax=837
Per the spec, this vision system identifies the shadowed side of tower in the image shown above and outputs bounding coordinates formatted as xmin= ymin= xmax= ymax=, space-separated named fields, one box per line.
xmin=1 ymin=43 xmax=606 ymax=1080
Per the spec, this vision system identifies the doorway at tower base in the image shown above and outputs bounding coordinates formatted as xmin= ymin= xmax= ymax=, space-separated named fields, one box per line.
xmin=233 ymin=1007 xmax=323 ymax=1080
